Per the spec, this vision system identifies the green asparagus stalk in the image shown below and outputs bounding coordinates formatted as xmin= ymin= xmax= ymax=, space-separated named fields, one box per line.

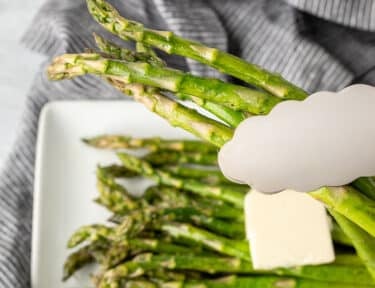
xmin=117 ymin=152 xmax=246 ymax=207
xmin=98 ymin=164 xmax=138 ymax=178
xmin=86 ymin=0 xmax=307 ymax=100
xmin=310 ymin=186 xmax=375 ymax=237
xmin=98 ymin=172 xmax=243 ymax=221
xmin=102 ymin=163 xmax=234 ymax=185
xmin=162 ymin=165 xmax=233 ymax=185
xmin=111 ymin=81 xmax=233 ymax=148
xmin=110 ymin=204 xmax=244 ymax=239
xmin=98 ymin=163 xmax=243 ymax=220
xmin=93 ymin=33 xmax=165 ymax=67
xmin=67 ymin=224 xmax=114 ymax=248
xmin=160 ymin=222 xmax=250 ymax=260
xmin=63 ymin=241 xmax=111 ymax=281
xmin=102 ymin=238 xmax=195 ymax=269
xmin=47 ymin=53 xmax=282 ymax=115
xmin=94 ymin=33 xmax=246 ymax=127
xmin=69 ymin=210 xmax=247 ymax=258
xmin=117 ymin=152 xmax=375 ymax=236
xmin=146 ymin=268 xmax=198 ymax=282
xmin=63 ymin=245 xmax=95 ymax=280
xmin=83 ymin=135 xmax=217 ymax=153
xmin=330 ymin=210 xmax=375 ymax=281
xmin=184 ymin=275 xmax=375 ymax=288
xmin=103 ymin=181 xmax=349 ymax=244
xmin=96 ymin=164 xmax=359 ymax=248
xmin=99 ymin=253 xmax=374 ymax=286
xmin=91 ymin=118 xmax=375 ymax=240
xmin=66 ymin=219 xmax=144 ymax=250
xmin=102 ymin=276 xmax=375 ymax=288
xmin=85 ymin=72 xmax=375 ymax=237
xmin=143 ymin=150 xmax=217 ymax=166
xmin=63 ymin=225 xmax=372 ymax=285
xmin=177 ymin=93 xmax=246 ymax=127
xmin=135 ymin=42 xmax=159 ymax=59
xmin=96 ymin=166 xmax=143 ymax=214
xmin=158 ymin=207 xmax=245 ymax=238
xmin=144 ymin=186 xmax=244 ymax=220
xmin=331 ymin=220 xmax=352 ymax=247
xmin=352 ymin=177 xmax=375 ymax=201
xmin=63 ymin=239 xmax=195 ymax=281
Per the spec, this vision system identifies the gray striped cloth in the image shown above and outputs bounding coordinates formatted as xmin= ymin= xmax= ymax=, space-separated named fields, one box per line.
xmin=1 ymin=0 xmax=375 ymax=287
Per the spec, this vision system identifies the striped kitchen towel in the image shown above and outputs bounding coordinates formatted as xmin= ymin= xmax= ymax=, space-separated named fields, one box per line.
xmin=1 ymin=0 xmax=375 ymax=287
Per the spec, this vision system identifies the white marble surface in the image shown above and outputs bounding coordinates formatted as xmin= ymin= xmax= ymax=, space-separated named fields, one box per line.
xmin=0 ymin=0 xmax=46 ymax=167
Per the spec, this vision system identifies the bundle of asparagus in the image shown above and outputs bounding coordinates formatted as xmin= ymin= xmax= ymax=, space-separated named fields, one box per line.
xmin=64 ymin=136 xmax=373 ymax=287
xmin=47 ymin=0 xmax=375 ymax=284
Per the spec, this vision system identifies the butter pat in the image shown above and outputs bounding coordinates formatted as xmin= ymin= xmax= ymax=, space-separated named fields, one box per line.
xmin=245 ymin=189 xmax=334 ymax=269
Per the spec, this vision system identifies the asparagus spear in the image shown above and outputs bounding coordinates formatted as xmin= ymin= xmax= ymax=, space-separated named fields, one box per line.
xmin=144 ymin=186 xmax=244 ymax=220
xmin=162 ymin=165 xmax=233 ymax=185
xmin=67 ymin=224 xmax=115 ymax=248
xmin=352 ymin=177 xmax=375 ymax=201
xmin=103 ymin=276 xmax=375 ymax=288
xmin=110 ymin=203 xmax=244 ymax=239
xmin=310 ymin=186 xmax=375 ymax=237
xmin=160 ymin=222 xmax=250 ymax=260
xmin=75 ymin=195 xmax=244 ymax=245
xmin=102 ymin=238 xmax=195 ymax=269
xmin=102 ymin=163 xmax=234 ymax=185
xmin=331 ymin=220 xmax=352 ymax=247
xmin=96 ymin=166 xmax=143 ymax=214
xmin=331 ymin=210 xmax=375 ymax=281
xmin=63 ymin=245 xmax=95 ymax=280
xmin=143 ymin=150 xmax=217 ymax=166
xmin=83 ymin=135 xmax=217 ymax=153
xmin=94 ymin=33 xmax=244 ymax=127
xmin=111 ymin=81 xmax=233 ymax=148
xmin=63 ymin=241 xmax=111 ymax=281
xmin=118 ymin=152 xmax=375 ymax=236
xmin=99 ymin=176 xmax=350 ymax=244
xmin=99 ymin=253 xmax=374 ymax=286
xmin=177 ymin=93 xmax=246 ymax=127
xmin=98 ymin=163 xmax=243 ymax=220
xmin=98 ymin=170 xmax=243 ymax=221
xmin=117 ymin=152 xmax=246 ymax=207
xmin=184 ymin=275 xmax=375 ymax=288
xmin=97 ymin=162 xmax=360 ymax=248
xmin=185 ymin=276 xmax=375 ymax=288
xmin=48 ymin=55 xmax=238 ymax=147
xmin=157 ymin=207 xmax=245 ymax=238
xmin=93 ymin=33 xmax=165 ymax=67
xmin=98 ymin=164 xmax=138 ymax=178
xmin=47 ymin=53 xmax=282 ymax=115
xmin=63 ymin=224 xmax=372 ymax=285
xmin=86 ymin=0 xmax=307 ymax=100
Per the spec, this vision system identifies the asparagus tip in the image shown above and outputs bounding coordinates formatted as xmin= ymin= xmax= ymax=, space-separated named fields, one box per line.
xmin=81 ymin=137 xmax=91 ymax=144
xmin=61 ymin=272 xmax=69 ymax=282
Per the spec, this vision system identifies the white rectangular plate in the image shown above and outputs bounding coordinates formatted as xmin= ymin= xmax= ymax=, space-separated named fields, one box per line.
xmin=32 ymin=101 xmax=193 ymax=288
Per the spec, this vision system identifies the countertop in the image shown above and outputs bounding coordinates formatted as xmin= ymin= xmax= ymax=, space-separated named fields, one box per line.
xmin=0 ymin=0 xmax=46 ymax=167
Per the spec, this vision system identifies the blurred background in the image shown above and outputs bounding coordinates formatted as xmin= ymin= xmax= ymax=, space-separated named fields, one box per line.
xmin=0 ymin=1 xmax=45 ymax=166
